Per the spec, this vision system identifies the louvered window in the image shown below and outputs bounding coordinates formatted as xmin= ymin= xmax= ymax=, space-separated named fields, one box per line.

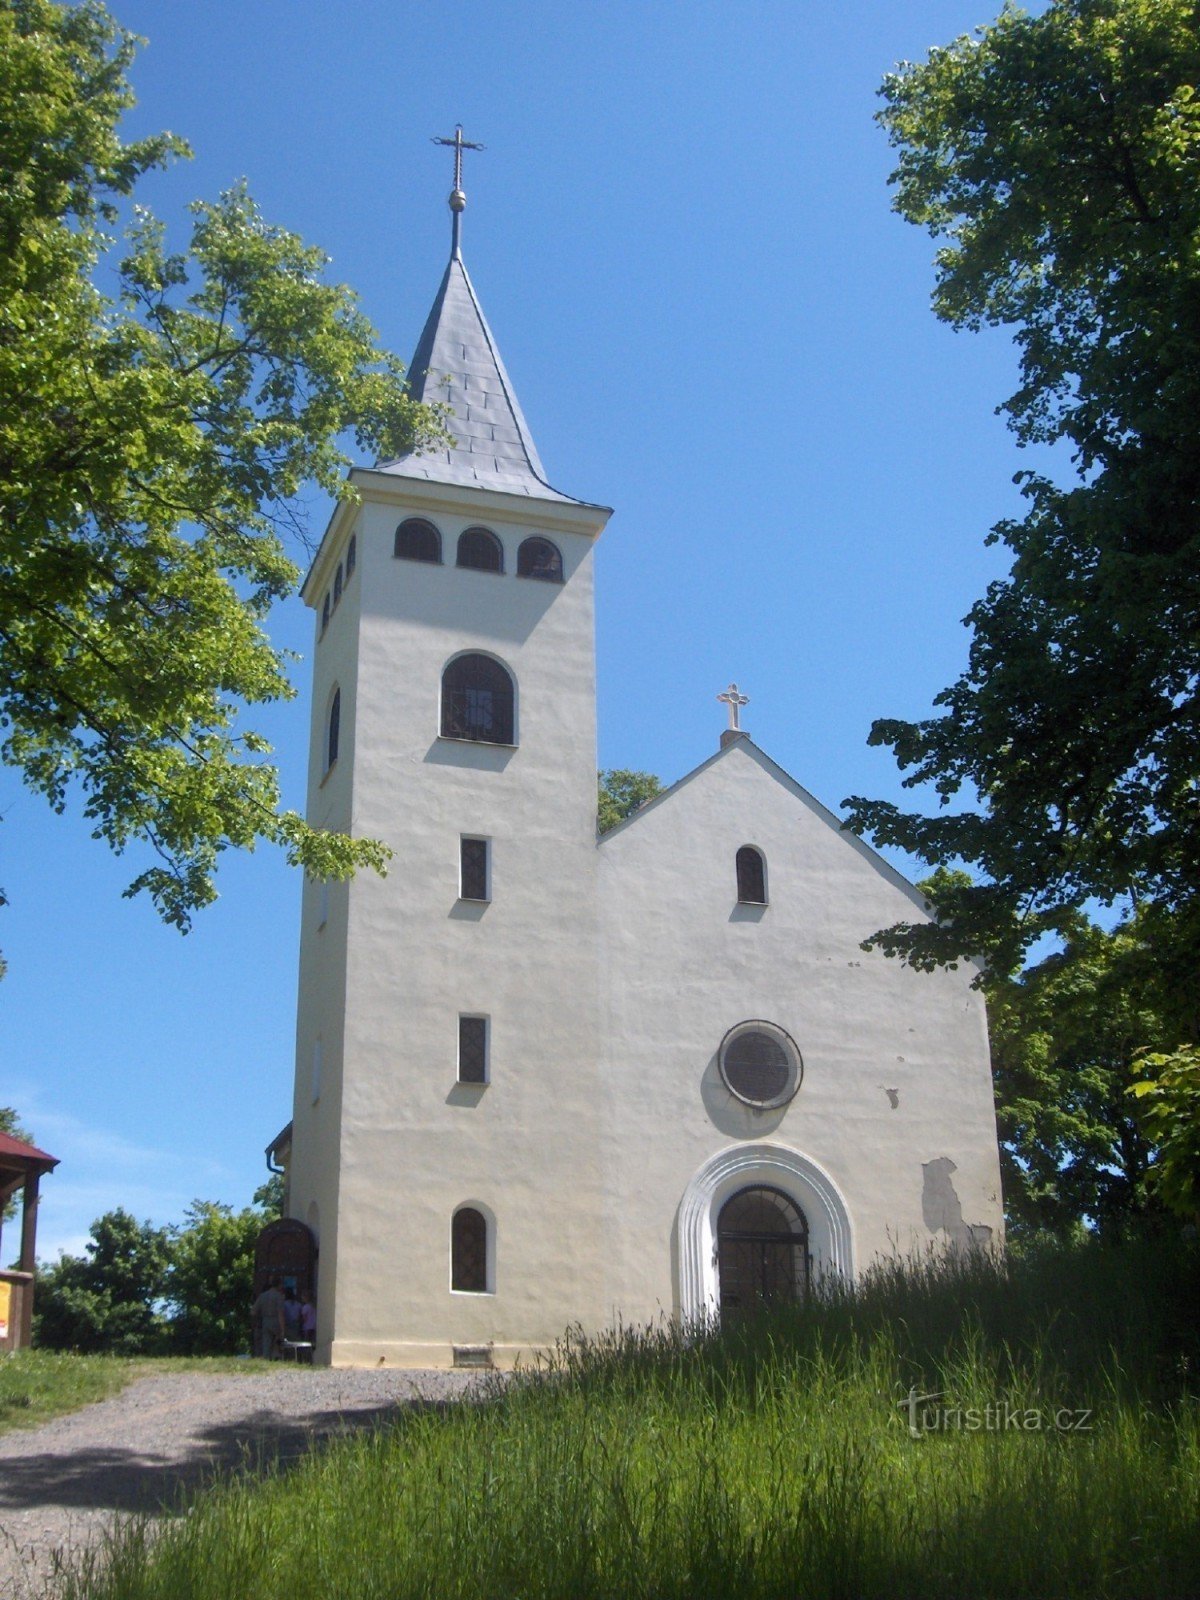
xmin=394 ymin=518 xmax=442 ymax=563
xmin=457 ymin=527 xmax=503 ymax=573
xmin=460 ymin=837 xmax=489 ymax=901
xmin=458 ymin=1016 xmax=488 ymax=1084
xmin=516 ymin=536 xmax=563 ymax=582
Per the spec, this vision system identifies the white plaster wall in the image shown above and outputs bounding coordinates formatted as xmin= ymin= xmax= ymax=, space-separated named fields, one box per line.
xmin=304 ymin=484 xmax=612 ymax=1366
xmin=596 ymin=739 xmax=1003 ymax=1325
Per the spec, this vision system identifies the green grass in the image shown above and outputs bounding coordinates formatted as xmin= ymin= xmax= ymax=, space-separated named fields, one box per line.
xmin=60 ymin=1234 xmax=1200 ymax=1600
xmin=0 ymin=1352 xmax=273 ymax=1436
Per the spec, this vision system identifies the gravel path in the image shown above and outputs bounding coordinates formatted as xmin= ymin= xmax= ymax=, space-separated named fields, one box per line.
xmin=0 ymin=1366 xmax=490 ymax=1599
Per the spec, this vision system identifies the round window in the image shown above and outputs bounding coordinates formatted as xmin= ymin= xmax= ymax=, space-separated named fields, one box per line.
xmin=718 ymin=1021 xmax=803 ymax=1110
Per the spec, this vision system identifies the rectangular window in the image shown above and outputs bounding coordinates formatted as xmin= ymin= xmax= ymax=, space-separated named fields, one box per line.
xmin=460 ymin=836 xmax=490 ymax=901
xmin=458 ymin=1015 xmax=488 ymax=1084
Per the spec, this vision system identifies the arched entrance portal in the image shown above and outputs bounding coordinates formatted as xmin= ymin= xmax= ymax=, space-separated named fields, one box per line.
xmin=717 ymin=1186 xmax=809 ymax=1314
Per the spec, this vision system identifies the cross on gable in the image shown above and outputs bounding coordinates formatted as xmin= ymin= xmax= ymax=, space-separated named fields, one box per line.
xmin=717 ymin=683 xmax=750 ymax=732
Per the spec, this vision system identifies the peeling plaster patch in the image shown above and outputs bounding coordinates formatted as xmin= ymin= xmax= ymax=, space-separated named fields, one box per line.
xmin=885 ymin=1088 xmax=899 ymax=1109
xmin=921 ymin=1157 xmax=991 ymax=1250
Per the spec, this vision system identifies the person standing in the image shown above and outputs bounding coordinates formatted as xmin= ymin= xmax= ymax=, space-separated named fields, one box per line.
xmin=251 ymin=1274 xmax=286 ymax=1359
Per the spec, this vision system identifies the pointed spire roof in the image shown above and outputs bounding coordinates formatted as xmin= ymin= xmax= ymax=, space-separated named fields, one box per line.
xmin=377 ymin=145 xmax=588 ymax=504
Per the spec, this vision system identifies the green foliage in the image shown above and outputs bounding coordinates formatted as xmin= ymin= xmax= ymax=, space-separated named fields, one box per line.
xmin=251 ymin=1170 xmax=284 ymax=1219
xmin=0 ymin=0 xmax=443 ymax=934
xmin=36 ymin=1185 xmax=278 ymax=1355
xmin=597 ymin=768 xmax=662 ymax=833
xmin=166 ymin=1201 xmax=262 ymax=1355
xmin=0 ymin=1104 xmax=32 ymax=1225
xmin=58 ymin=1234 xmax=1200 ymax=1600
xmin=987 ymin=908 xmax=1173 ymax=1234
xmin=34 ymin=1207 xmax=172 ymax=1354
xmin=845 ymin=0 xmax=1200 ymax=988
xmin=1130 ymin=1045 xmax=1200 ymax=1219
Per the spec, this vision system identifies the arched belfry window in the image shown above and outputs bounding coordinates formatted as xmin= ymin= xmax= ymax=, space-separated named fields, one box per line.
xmin=441 ymin=653 xmax=515 ymax=745
xmin=517 ymin=537 xmax=563 ymax=582
xmin=451 ymin=1206 xmax=488 ymax=1293
xmin=394 ymin=518 xmax=441 ymax=563
xmin=326 ymin=687 xmax=341 ymax=772
xmin=457 ymin=526 xmax=503 ymax=573
xmin=736 ymin=846 xmax=767 ymax=905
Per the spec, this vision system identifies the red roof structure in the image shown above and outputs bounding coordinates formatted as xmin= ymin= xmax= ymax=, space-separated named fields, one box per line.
xmin=0 ymin=1130 xmax=58 ymax=1168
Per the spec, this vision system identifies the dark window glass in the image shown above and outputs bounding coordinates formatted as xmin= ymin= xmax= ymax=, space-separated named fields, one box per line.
xmin=452 ymin=1207 xmax=487 ymax=1292
xmin=724 ymin=1030 xmax=790 ymax=1102
xmin=460 ymin=837 xmax=489 ymax=901
xmin=457 ymin=527 xmax=503 ymax=573
xmin=458 ymin=1016 xmax=487 ymax=1083
xmin=321 ymin=593 xmax=331 ymax=631
xmin=346 ymin=534 xmax=357 ymax=576
xmin=326 ymin=688 xmax=341 ymax=771
xmin=441 ymin=654 xmax=515 ymax=744
xmin=394 ymin=518 xmax=442 ymax=563
xmin=334 ymin=563 xmax=343 ymax=604
xmin=736 ymin=846 xmax=767 ymax=904
xmin=516 ymin=537 xmax=563 ymax=582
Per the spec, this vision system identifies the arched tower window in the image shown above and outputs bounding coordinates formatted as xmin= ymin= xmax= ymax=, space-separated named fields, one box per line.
xmin=736 ymin=846 xmax=767 ymax=905
xmin=326 ymin=687 xmax=341 ymax=772
xmin=451 ymin=1206 xmax=488 ymax=1293
xmin=333 ymin=563 xmax=343 ymax=605
xmin=516 ymin=537 xmax=563 ymax=582
xmin=717 ymin=1186 xmax=809 ymax=1314
xmin=394 ymin=518 xmax=442 ymax=563
xmin=457 ymin=526 xmax=503 ymax=573
xmin=321 ymin=593 xmax=331 ymax=633
xmin=441 ymin=654 xmax=515 ymax=745
xmin=345 ymin=533 xmax=357 ymax=576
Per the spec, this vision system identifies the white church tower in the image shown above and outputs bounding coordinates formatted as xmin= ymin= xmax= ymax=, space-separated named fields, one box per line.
xmin=286 ymin=142 xmax=1004 ymax=1368
xmin=288 ymin=138 xmax=614 ymax=1366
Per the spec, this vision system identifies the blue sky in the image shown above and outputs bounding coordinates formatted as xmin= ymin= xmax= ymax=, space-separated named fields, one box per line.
xmin=4 ymin=0 xmax=1036 ymax=1260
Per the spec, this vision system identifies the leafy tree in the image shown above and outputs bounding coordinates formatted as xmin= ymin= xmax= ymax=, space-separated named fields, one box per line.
xmin=844 ymin=0 xmax=1200 ymax=1001
xmin=598 ymin=769 xmax=662 ymax=834
xmin=1130 ymin=1046 xmax=1200 ymax=1221
xmin=0 ymin=1105 xmax=33 ymax=1227
xmin=252 ymin=1170 xmax=285 ymax=1219
xmin=987 ymin=908 xmax=1171 ymax=1235
xmin=166 ymin=1199 xmax=262 ymax=1355
xmin=0 ymin=0 xmax=442 ymax=935
xmin=34 ymin=1207 xmax=172 ymax=1353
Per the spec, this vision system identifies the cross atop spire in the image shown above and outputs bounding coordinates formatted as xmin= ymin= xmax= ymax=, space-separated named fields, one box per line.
xmin=432 ymin=125 xmax=485 ymax=258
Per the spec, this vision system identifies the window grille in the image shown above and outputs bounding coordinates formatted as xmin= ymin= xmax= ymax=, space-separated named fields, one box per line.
xmin=516 ymin=537 xmax=563 ymax=582
xmin=457 ymin=527 xmax=503 ymax=573
xmin=460 ymin=837 xmax=489 ymax=901
xmin=441 ymin=655 xmax=515 ymax=744
xmin=736 ymin=846 xmax=767 ymax=904
xmin=717 ymin=1185 xmax=809 ymax=1312
xmin=458 ymin=1016 xmax=487 ymax=1084
xmin=394 ymin=518 xmax=442 ymax=563
xmin=452 ymin=1207 xmax=487 ymax=1292
xmin=718 ymin=1021 xmax=802 ymax=1110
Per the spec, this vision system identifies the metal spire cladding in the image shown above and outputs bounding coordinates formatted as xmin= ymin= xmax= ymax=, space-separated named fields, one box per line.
xmin=377 ymin=131 xmax=586 ymax=504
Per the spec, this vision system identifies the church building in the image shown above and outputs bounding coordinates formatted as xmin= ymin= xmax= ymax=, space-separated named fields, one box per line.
xmin=284 ymin=148 xmax=1003 ymax=1369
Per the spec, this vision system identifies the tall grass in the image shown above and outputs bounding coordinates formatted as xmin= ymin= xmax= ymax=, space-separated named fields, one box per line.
xmin=65 ymin=1233 xmax=1200 ymax=1600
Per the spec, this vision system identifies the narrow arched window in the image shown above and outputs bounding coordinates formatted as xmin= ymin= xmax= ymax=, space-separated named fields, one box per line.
xmin=452 ymin=1207 xmax=487 ymax=1293
xmin=394 ymin=518 xmax=441 ymax=563
xmin=517 ymin=537 xmax=563 ymax=582
xmin=321 ymin=593 xmax=331 ymax=632
xmin=736 ymin=846 xmax=767 ymax=904
xmin=326 ymin=688 xmax=341 ymax=771
xmin=333 ymin=563 xmax=343 ymax=605
xmin=345 ymin=534 xmax=357 ymax=577
xmin=457 ymin=526 xmax=503 ymax=573
xmin=441 ymin=654 xmax=515 ymax=745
